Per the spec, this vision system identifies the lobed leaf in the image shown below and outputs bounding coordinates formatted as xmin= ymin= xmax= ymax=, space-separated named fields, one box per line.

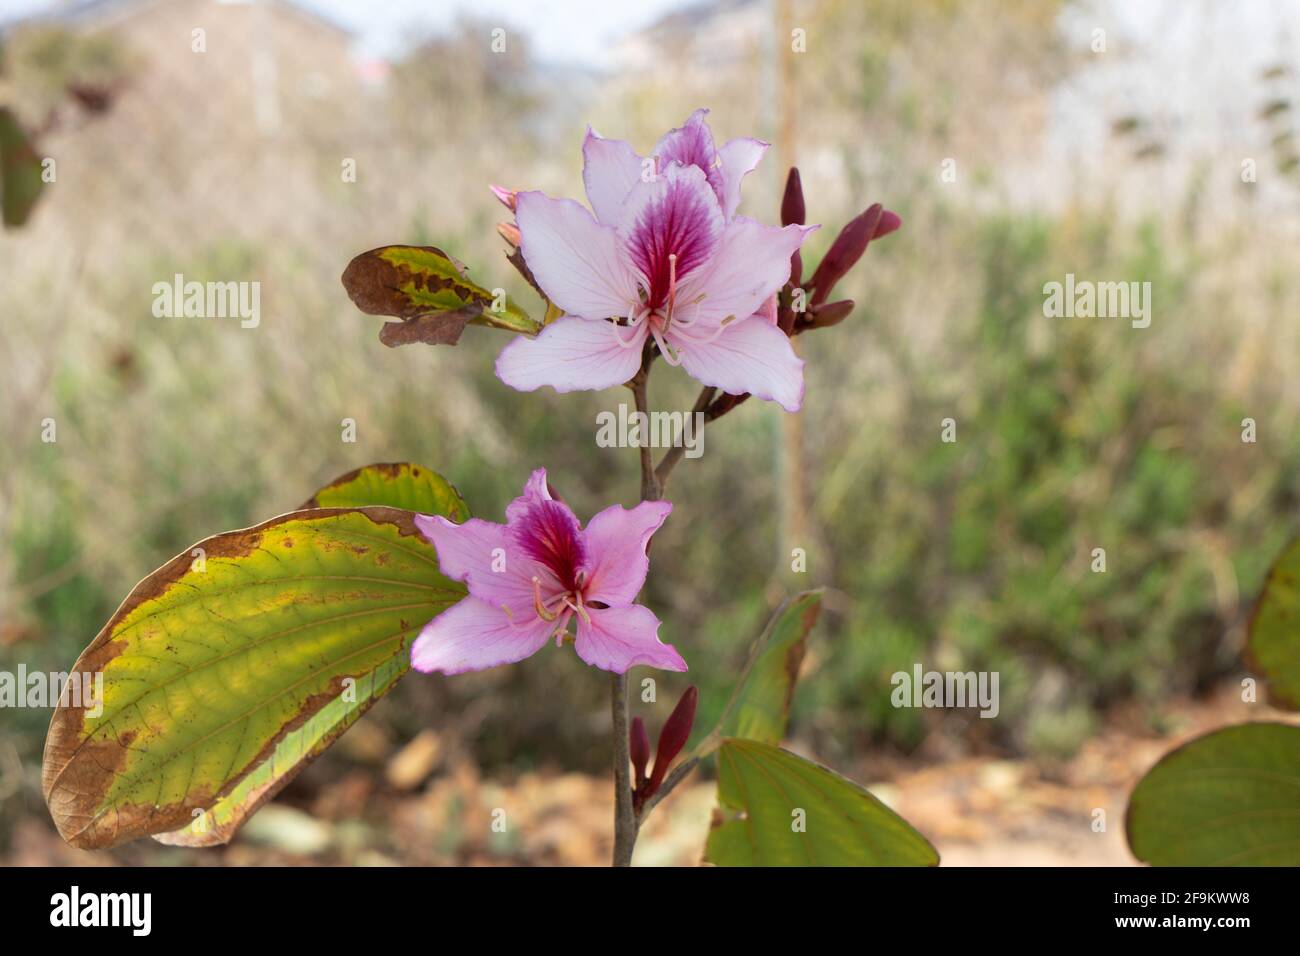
xmin=301 ymin=461 xmax=469 ymax=521
xmin=342 ymin=244 xmax=540 ymax=346
xmin=1126 ymin=722 xmax=1300 ymax=866
xmin=1247 ymin=535 xmax=1300 ymax=710
xmin=705 ymin=738 xmax=939 ymax=866
xmin=712 ymin=591 xmax=822 ymax=745
xmin=42 ymin=501 xmax=466 ymax=849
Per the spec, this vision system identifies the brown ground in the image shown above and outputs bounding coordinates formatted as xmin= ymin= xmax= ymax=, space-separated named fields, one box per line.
xmin=7 ymin=681 xmax=1294 ymax=867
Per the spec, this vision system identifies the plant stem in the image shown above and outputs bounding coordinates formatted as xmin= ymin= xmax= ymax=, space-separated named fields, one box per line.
xmin=610 ymin=343 xmax=660 ymax=867
xmin=635 ymin=755 xmax=699 ymax=820
xmin=610 ymin=347 xmax=718 ymax=864
xmin=653 ymin=385 xmax=715 ymax=491
xmin=611 ymin=671 xmax=637 ymax=867
xmin=630 ymin=366 xmax=661 ymax=502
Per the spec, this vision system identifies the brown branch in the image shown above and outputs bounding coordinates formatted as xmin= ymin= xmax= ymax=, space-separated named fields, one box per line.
xmin=652 ymin=385 xmax=715 ymax=491
xmin=635 ymin=755 xmax=700 ymax=822
xmin=610 ymin=672 xmax=637 ymax=866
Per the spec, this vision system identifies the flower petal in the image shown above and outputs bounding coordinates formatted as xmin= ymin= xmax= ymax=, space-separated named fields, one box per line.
xmin=652 ymin=109 xmax=724 ymax=200
xmin=515 ymin=190 xmax=639 ymax=319
xmin=581 ymin=500 xmax=673 ymax=607
xmin=681 ymin=217 xmax=815 ymax=325
xmin=574 ymin=604 xmax=687 ymax=673
xmin=496 ymin=315 xmax=646 ymax=394
xmin=675 ymin=314 xmax=806 ymax=412
xmin=415 ymin=513 xmax=558 ymax=616
xmin=411 ymin=596 xmax=555 ymax=675
xmin=583 ymin=126 xmax=645 ymax=225
xmin=618 ymin=162 xmax=724 ymax=309
xmin=716 ymin=137 xmax=768 ymax=219
xmin=504 ymin=466 xmax=552 ymax=524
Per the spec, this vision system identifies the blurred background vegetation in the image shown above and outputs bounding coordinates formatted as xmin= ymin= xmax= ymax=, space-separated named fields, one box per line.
xmin=2 ymin=0 xmax=1298 ymax=864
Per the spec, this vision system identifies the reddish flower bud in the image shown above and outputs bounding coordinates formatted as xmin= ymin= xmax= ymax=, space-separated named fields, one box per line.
xmin=808 ymin=203 xmax=883 ymax=304
xmin=630 ymin=716 xmax=650 ymax=788
xmin=781 ymin=167 xmax=805 ymax=226
xmin=497 ymin=221 xmax=521 ymax=247
xmin=874 ymin=209 xmax=902 ymax=239
xmin=790 ymin=248 xmax=803 ymax=288
xmin=806 ymin=298 xmax=855 ymax=329
xmin=646 ymin=686 xmax=698 ymax=797
xmin=489 ymin=184 xmax=518 ymax=212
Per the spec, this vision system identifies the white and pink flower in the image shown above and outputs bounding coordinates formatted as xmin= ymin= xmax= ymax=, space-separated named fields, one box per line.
xmin=412 ymin=469 xmax=685 ymax=675
xmin=496 ymin=110 xmax=817 ymax=412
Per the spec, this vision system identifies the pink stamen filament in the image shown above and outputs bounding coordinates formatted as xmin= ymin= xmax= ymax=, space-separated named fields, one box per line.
xmin=613 ymin=307 xmax=650 ymax=349
xmin=687 ymin=317 xmax=741 ymax=347
xmin=532 ymin=576 xmax=590 ymax=633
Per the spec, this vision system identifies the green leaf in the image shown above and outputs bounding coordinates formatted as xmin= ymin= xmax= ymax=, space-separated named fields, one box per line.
xmin=705 ymin=738 xmax=939 ymax=866
xmin=713 ymin=591 xmax=822 ymax=745
xmin=42 ymin=505 xmax=466 ymax=848
xmin=1126 ymin=722 xmax=1300 ymax=866
xmin=342 ymin=244 xmax=540 ymax=346
xmin=0 ymin=107 xmax=46 ymax=229
xmin=302 ymin=461 xmax=469 ymax=521
xmin=1247 ymin=536 xmax=1300 ymax=710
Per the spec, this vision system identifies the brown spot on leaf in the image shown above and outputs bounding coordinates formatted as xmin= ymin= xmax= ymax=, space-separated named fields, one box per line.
xmin=378 ymin=310 xmax=472 ymax=347
xmin=41 ymin=506 xmax=427 ymax=847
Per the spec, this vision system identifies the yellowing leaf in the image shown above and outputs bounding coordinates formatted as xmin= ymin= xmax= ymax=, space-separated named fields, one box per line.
xmin=42 ymin=503 xmax=465 ymax=849
xmin=302 ymin=461 xmax=469 ymax=521
xmin=342 ymin=244 xmax=540 ymax=346
xmin=713 ymin=591 xmax=821 ymax=745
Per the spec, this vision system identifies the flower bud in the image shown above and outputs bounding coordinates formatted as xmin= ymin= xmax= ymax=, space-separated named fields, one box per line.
xmin=874 ymin=209 xmax=902 ymax=239
xmin=808 ymin=204 xmax=901 ymax=305
xmin=497 ymin=221 xmax=521 ymax=247
xmin=781 ymin=167 xmax=805 ymax=226
xmin=646 ymin=686 xmax=698 ymax=797
xmin=806 ymin=298 xmax=855 ymax=329
xmin=630 ymin=716 xmax=650 ymax=787
xmin=489 ymin=184 xmax=518 ymax=212
xmin=808 ymin=204 xmax=883 ymax=303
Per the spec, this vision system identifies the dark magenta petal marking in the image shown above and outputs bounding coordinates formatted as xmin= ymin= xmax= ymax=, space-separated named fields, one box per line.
xmin=625 ymin=171 xmax=719 ymax=309
xmin=513 ymin=499 xmax=587 ymax=591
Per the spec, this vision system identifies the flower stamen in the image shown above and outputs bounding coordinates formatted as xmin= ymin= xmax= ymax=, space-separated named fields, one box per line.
xmin=532 ymin=576 xmax=560 ymax=622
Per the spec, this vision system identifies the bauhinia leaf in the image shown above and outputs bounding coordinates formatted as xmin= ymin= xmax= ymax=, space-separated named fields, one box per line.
xmin=342 ymin=244 xmax=540 ymax=346
xmin=1126 ymin=722 xmax=1300 ymax=866
xmin=301 ymin=461 xmax=469 ymax=521
xmin=42 ymin=504 xmax=466 ymax=848
xmin=712 ymin=591 xmax=822 ymax=745
xmin=705 ymin=738 xmax=939 ymax=866
xmin=1247 ymin=536 xmax=1300 ymax=710
xmin=0 ymin=107 xmax=46 ymax=229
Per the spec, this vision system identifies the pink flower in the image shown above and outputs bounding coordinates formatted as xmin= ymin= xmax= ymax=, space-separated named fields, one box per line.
xmin=412 ymin=468 xmax=686 ymax=675
xmin=496 ymin=109 xmax=817 ymax=412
